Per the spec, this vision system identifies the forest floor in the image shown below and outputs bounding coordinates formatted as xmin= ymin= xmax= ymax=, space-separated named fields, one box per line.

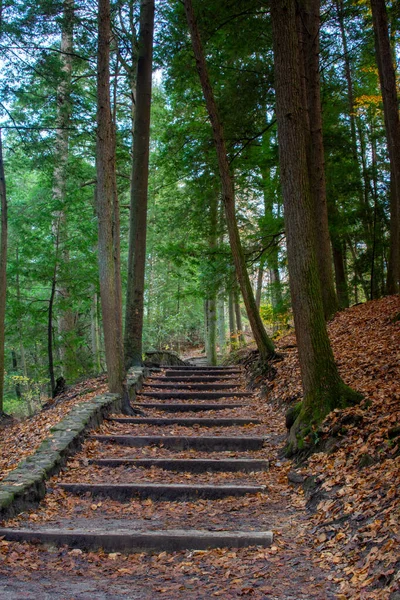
xmin=0 ymin=295 xmax=399 ymax=599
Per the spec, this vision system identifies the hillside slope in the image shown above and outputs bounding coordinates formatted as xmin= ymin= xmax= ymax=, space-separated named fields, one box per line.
xmin=269 ymin=295 xmax=399 ymax=598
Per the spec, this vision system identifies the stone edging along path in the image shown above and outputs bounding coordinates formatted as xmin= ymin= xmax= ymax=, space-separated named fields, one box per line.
xmin=0 ymin=367 xmax=147 ymax=520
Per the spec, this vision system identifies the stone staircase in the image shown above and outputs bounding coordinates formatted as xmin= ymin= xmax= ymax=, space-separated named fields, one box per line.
xmin=0 ymin=365 xmax=273 ymax=553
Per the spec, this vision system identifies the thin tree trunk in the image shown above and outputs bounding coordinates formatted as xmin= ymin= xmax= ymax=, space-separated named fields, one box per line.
xmin=183 ymin=0 xmax=274 ymax=362
xmin=255 ymin=258 xmax=265 ymax=310
xmin=335 ymin=0 xmax=358 ymax=163
xmin=206 ymin=190 xmax=218 ymax=364
xmin=370 ymin=0 xmax=400 ymax=294
xmin=11 ymin=350 xmax=21 ymax=399
xmin=53 ymin=0 xmax=75 ymax=382
xmin=124 ymin=0 xmax=155 ymax=368
xmin=297 ymin=0 xmax=338 ymax=319
xmin=228 ymin=290 xmax=238 ymax=351
xmin=204 ymin=298 xmax=217 ymax=365
xmin=370 ymin=128 xmax=380 ymax=300
xmin=270 ymin=248 xmax=283 ymax=311
xmin=48 ymin=263 xmax=57 ymax=397
xmin=91 ymin=291 xmax=102 ymax=373
xmin=217 ymin=293 xmax=226 ymax=354
xmin=0 ymin=130 xmax=7 ymax=415
xmin=270 ymin=0 xmax=362 ymax=455
xmin=234 ymin=284 xmax=245 ymax=346
xmin=332 ymin=237 xmax=350 ymax=309
xmin=15 ymin=246 xmax=28 ymax=383
xmin=335 ymin=0 xmax=374 ymax=287
xmin=96 ymin=0 xmax=125 ymax=396
xmin=347 ymin=235 xmax=370 ymax=300
xmin=204 ymin=299 xmax=210 ymax=359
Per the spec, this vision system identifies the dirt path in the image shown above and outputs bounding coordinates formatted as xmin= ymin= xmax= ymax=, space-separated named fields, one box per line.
xmin=0 ymin=366 xmax=340 ymax=599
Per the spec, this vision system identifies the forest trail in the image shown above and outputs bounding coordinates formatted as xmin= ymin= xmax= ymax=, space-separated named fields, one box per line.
xmin=0 ymin=366 xmax=339 ymax=599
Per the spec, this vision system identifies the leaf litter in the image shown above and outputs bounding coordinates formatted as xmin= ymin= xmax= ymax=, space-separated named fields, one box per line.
xmin=0 ymin=296 xmax=399 ymax=599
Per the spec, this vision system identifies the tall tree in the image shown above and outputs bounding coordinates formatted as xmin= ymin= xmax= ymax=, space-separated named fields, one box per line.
xmin=124 ymin=0 xmax=155 ymax=367
xmin=297 ymin=0 xmax=338 ymax=319
xmin=183 ymin=0 xmax=275 ymax=363
xmin=96 ymin=0 xmax=125 ymax=394
xmin=53 ymin=0 xmax=75 ymax=382
xmin=0 ymin=131 xmax=8 ymax=417
xmin=370 ymin=0 xmax=400 ymax=294
xmin=270 ymin=0 xmax=362 ymax=454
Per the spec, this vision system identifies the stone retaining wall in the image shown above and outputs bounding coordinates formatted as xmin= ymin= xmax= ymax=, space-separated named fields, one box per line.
xmin=0 ymin=368 xmax=147 ymax=520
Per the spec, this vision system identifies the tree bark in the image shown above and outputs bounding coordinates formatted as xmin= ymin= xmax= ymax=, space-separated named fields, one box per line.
xmin=11 ymin=350 xmax=21 ymax=399
xmin=0 ymin=131 xmax=8 ymax=415
xmin=183 ymin=0 xmax=275 ymax=362
xmin=204 ymin=298 xmax=217 ymax=365
xmin=205 ymin=189 xmax=218 ymax=364
xmin=234 ymin=283 xmax=245 ymax=346
xmin=217 ymin=293 xmax=226 ymax=354
xmin=91 ymin=291 xmax=102 ymax=373
xmin=96 ymin=0 xmax=125 ymax=395
xmin=48 ymin=261 xmax=57 ymax=397
xmin=53 ymin=0 xmax=76 ymax=381
xmin=332 ymin=236 xmax=350 ymax=309
xmin=297 ymin=0 xmax=338 ymax=320
xmin=255 ymin=258 xmax=265 ymax=310
xmin=335 ymin=0 xmax=375 ymax=282
xmin=270 ymin=0 xmax=362 ymax=454
xmin=370 ymin=0 xmax=400 ymax=294
xmin=124 ymin=0 xmax=155 ymax=368
xmin=228 ymin=290 xmax=238 ymax=351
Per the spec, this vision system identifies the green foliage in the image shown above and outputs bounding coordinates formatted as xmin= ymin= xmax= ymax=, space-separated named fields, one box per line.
xmin=0 ymin=0 xmax=395 ymax=413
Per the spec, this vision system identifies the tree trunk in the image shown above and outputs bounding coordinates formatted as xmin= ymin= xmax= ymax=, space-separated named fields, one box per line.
xmin=297 ymin=0 xmax=338 ymax=320
xmin=91 ymin=291 xmax=102 ymax=373
xmin=0 ymin=131 xmax=7 ymax=416
xmin=228 ymin=290 xmax=238 ymax=351
xmin=370 ymin=128 xmax=380 ymax=300
xmin=48 ymin=263 xmax=57 ymax=397
xmin=255 ymin=258 xmax=265 ymax=310
xmin=270 ymin=0 xmax=362 ymax=455
xmin=332 ymin=236 xmax=350 ymax=309
xmin=11 ymin=350 xmax=21 ymax=399
xmin=270 ymin=249 xmax=283 ymax=311
xmin=204 ymin=298 xmax=217 ymax=365
xmin=335 ymin=0 xmax=374 ymax=290
xmin=234 ymin=284 xmax=245 ymax=346
xmin=53 ymin=0 xmax=76 ymax=382
xmin=183 ymin=0 xmax=275 ymax=362
xmin=370 ymin=0 xmax=400 ymax=294
xmin=217 ymin=293 xmax=226 ymax=354
xmin=335 ymin=0 xmax=359 ymax=164
xmin=347 ymin=235 xmax=370 ymax=301
xmin=96 ymin=0 xmax=125 ymax=396
xmin=124 ymin=0 xmax=155 ymax=368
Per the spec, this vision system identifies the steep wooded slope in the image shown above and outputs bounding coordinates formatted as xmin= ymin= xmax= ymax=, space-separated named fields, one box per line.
xmin=269 ymin=295 xmax=399 ymax=598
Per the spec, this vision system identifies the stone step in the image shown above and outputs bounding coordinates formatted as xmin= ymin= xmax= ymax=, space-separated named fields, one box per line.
xmin=90 ymin=434 xmax=265 ymax=451
xmin=0 ymin=527 xmax=273 ymax=552
xmin=57 ymin=482 xmax=266 ymax=501
xmin=143 ymin=383 xmax=241 ymax=390
xmin=140 ymin=391 xmax=251 ymax=400
xmin=164 ymin=369 xmax=242 ymax=376
xmin=89 ymin=458 xmax=269 ymax=472
xmin=149 ymin=376 xmax=240 ymax=383
xmin=107 ymin=417 xmax=261 ymax=426
xmin=165 ymin=366 xmax=241 ymax=371
xmin=132 ymin=402 xmax=246 ymax=412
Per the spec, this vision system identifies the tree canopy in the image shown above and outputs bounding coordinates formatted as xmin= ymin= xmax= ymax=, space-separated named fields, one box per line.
xmin=0 ymin=0 xmax=398 ymax=436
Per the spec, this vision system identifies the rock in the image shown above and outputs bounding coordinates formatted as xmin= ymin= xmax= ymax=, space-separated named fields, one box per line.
xmin=144 ymin=351 xmax=188 ymax=367
xmin=287 ymin=471 xmax=305 ymax=484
